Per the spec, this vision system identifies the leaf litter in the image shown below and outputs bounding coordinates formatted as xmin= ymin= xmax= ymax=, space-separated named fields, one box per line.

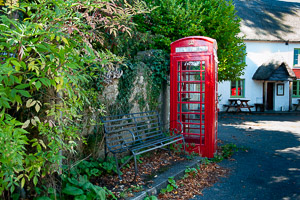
xmin=91 ymin=148 xmax=229 ymax=199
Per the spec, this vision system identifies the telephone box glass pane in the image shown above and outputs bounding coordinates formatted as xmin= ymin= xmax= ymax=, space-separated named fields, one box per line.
xmin=176 ymin=60 xmax=206 ymax=145
xmin=182 ymin=61 xmax=201 ymax=71
xmin=182 ymin=71 xmax=201 ymax=81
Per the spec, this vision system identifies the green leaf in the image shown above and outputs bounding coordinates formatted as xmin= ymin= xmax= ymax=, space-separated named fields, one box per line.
xmin=10 ymin=184 xmax=15 ymax=194
xmin=62 ymin=37 xmax=69 ymax=46
xmin=10 ymin=89 xmax=17 ymax=99
xmin=40 ymin=78 xmax=51 ymax=87
xmin=62 ymin=184 xmax=84 ymax=196
xmin=15 ymin=95 xmax=22 ymax=104
xmin=21 ymin=177 xmax=25 ymax=188
xmin=17 ymin=90 xmax=31 ymax=97
xmin=39 ymin=140 xmax=46 ymax=149
xmin=11 ymin=60 xmax=21 ymax=67
xmin=0 ymin=98 xmax=11 ymax=108
xmin=15 ymin=84 xmax=29 ymax=90
xmin=36 ymin=44 xmax=49 ymax=52
xmin=11 ymin=60 xmax=21 ymax=71
xmin=35 ymin=81 xmax=42 ymax=91
xmin=74 ymin=195 xmax=86 ymax=200
xmin=33 ymin=176 xmax=38 ymax=186
xmin=166 ymin=184 xmax=173 ymax=193
xmin=50 ymin=34 xmax=55 ymax=41
xmin=92 ymin=185 xmax=106 ymax=199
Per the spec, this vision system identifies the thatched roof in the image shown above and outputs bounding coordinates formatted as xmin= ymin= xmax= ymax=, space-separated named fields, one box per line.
xmin=234 ymin=0 xmax=300 ymax=42
xmin=252 ymin=58 xmax=296 ymax=81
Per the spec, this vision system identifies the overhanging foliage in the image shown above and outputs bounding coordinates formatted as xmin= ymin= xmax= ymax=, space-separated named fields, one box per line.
xmin=134 ymin=0 xmax=246 ymax=81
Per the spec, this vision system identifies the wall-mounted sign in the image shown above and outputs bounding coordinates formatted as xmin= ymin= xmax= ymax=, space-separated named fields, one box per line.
xmin=175 ymin=46 xmax=208 ymax=53
xmin=277 ymin=84 xmax=284 ymax=96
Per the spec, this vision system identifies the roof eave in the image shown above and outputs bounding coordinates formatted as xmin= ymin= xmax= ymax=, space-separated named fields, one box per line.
xmin=244 ymin=39 xmax=300 ymax=43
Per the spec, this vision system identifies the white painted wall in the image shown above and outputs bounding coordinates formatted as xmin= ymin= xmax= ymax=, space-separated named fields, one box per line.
xmin=218 ymin=41 xmax=300 ymax=111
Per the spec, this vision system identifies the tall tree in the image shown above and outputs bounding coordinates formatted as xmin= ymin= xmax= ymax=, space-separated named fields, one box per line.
xmin=135 ymin=0 xmax=246 ymax=81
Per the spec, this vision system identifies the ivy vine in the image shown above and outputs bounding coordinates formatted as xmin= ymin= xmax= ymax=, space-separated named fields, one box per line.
xmin=105 ymin=50 xmax=169 ymax=116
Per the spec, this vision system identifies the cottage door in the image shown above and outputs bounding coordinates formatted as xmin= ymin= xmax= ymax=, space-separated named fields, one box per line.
xmin=267 ymin=82 xmax=274 ymax=110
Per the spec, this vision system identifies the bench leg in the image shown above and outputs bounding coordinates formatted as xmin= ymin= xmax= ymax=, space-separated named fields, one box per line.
xmin=104 ymin=142 xmax=108 ymax=161
xmin=114 ymin=154 xmax=122 ymax=181
xmin=167 ymin=144 xmax=171 ymax=156
xmin=226 ymin=106 xmax=230 ymax=112
xmin=133 ymin=154 xmax=138 ymax=183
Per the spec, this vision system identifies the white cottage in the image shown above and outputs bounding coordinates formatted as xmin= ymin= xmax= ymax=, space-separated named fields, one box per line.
xmin=218 ymin=0 xmax=300 ymax=112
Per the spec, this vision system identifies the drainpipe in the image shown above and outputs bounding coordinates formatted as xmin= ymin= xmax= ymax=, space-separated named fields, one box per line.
xmin=289 ymin=81 xmax=292 ymax=111
xmin=263 ymin=81 xmax=265 ymax=110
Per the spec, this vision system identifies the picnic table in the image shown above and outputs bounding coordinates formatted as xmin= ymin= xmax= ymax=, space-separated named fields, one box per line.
xmin=293 ymin=99 xmax=300 ymax=111
xmin=224 ymin=99 xmax=254 ymax=112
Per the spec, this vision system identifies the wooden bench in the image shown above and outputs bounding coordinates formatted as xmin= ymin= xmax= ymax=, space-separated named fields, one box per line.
xmin=223 ymin=104 xmax=239 ymax=112
xmin=101 ymin=111 xmax=185 ymax=181
xmin=240 ymin=105 xmax=254 ymax=112
xmin=254 ymin=103 xmax=264 ymax=112
xmin=293 ymin=99 xmax=300 ymax=111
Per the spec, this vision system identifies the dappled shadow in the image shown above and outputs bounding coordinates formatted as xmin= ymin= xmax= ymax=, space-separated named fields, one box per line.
xmin=194 ymin=114 xmax=300 ymax=199
xmin=214 ymin=114 xmax=300 ymax=199
xmin=233 ymin=0 xmax=300 ymax=40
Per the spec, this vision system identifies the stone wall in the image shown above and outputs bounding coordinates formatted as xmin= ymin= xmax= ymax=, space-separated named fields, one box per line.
xmin=81 ymin=50 xmax=170 ymax=158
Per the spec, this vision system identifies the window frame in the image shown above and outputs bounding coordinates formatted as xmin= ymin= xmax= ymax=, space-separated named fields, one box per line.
xmin=294 ymin=49 xmax=300 ymax=66
xmin=292 ymin=80 xmax=300 ymax=98
xmin=230 ymin=79 xmax=245 ymax=98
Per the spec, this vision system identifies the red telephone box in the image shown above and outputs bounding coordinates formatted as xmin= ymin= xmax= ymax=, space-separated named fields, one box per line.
xmin=170 ymin=36 xmax=218 ymax=158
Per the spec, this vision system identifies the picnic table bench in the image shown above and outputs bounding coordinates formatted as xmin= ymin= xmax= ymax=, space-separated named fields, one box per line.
xmin=101 ymin=111 xmax=185 ymax=181
xmin=223 ymin=99 xmax=254 ymax=112
xmin=293 ymin=99 xmax=300 ymax=111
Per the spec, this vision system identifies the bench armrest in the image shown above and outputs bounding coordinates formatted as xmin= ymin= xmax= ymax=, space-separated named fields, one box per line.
xmin=170 ymin=120 xmax=183 ymax=135
xmin=161 ymin=120 xmax=184 ymax=135
xmin=121 ymin=129 xmax=136 ymax=149
xmin=175 ymin=120 xmax=183 ymax=134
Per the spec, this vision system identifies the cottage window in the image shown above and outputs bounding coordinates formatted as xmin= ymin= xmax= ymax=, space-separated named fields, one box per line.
xmin=292 ymin=80 xmax=300 ymax=97
xmin=294 ymin=49 xmax=300 ymax=66
xmin=230 ymin=79 xmax=245 ymax=98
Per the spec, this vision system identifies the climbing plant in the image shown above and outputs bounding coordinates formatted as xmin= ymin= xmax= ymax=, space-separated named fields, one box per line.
xmin=143 ymin=50 xmax=169 ymax=110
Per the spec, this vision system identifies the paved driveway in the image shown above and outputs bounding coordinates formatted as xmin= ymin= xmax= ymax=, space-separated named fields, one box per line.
xmin=194 ymin=113 xmax=300 ymax=200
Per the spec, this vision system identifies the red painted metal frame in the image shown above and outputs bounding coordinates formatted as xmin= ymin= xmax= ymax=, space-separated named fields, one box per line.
xmin=170 ymin=36 xmax=218 ymax=158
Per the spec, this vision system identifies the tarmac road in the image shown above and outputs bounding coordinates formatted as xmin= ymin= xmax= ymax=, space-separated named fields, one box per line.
xmin=193 ymin=113 xmax=300 ymax=200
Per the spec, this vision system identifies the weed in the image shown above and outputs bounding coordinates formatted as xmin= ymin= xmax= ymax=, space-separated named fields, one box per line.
xmin=186 ymin=152 xmax=199 ymax=160
xmin=220 ymin=143 xmax=239 ymax=159
xmin=183 ymin=167 xmax=198 ymax=178
xmin=201 ymin=157 xmax=212 ymax=165
xmin=144 ymin=195 xmax=158 ymax=200
xmin=160 ymin=177 xmax=178 ymax=194
xmin=211 ymin=154 xmax=224 ymax=163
